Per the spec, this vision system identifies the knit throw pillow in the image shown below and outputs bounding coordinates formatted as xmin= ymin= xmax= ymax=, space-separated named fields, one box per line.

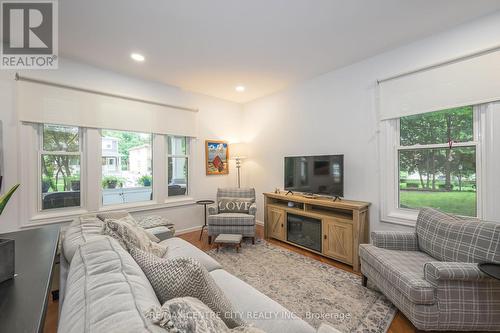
xmin=130 ymin=248 xmax=245 ymax=328
xmin=145 ymin=297 xmax=229 ymax=332
xmin=145 ymin=297 xmax=265 ymax=333
xmin=105 ymin=215 xmax=160 ymax=243
xmin=218 ymin=198 xmax=253 ymax=213
xmin=136 ymin=215 xmax=172 ymax=229
xmin=104 ymin=219 xmax=166 ymax=257
xmin=96 ymin=210 xmax=132 ymax=222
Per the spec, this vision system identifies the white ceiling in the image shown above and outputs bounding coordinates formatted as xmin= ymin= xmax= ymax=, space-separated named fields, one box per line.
xmin=60 ymin=0 xmax=500 ymax=103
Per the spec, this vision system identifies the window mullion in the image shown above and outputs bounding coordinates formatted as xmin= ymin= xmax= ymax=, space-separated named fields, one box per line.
xmin=397 ymin=142 xmax=477 ymax=151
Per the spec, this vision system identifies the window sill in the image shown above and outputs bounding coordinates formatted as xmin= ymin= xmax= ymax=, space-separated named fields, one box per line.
xmin=99 ymin=197 xmax=195 ymax=213
xmin=25 ymin=208 xmax=91 ymax=228
xmin=380 ymin=209 xmax=418 ymax=228
xmin=24 ymin=197 xmax=196 ymax=228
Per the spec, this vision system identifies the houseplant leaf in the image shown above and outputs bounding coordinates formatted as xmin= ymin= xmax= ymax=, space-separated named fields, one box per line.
xmin=0 ymin=184 xmax=20 ymax=215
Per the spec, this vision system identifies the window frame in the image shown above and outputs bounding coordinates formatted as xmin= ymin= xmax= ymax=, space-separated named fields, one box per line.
xmin=167 ymin=136 xmax=190 ymax=197
xmin=380 ymin=106 xmax=483 ymax=226
xmin=37 ymin=124 xmax=85 ymax=212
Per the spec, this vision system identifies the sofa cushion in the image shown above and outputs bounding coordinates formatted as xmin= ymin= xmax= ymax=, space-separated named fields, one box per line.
xmin=62 ymin=215 xmax=106 ymax=263
xmin=160 ymin=237 xmax=222 ymax=272
xmin=130 ymin=248 xmax=245 ymax=329
xmin=104 ymin=219 xmax=167 ymax=257
xmin=208 ymin=213 xmax=255 ymax=226
xmin=58 ymin=237 xmax=164 ymax=333
xmin=359 ymin=244 xmax=436 ymax=304
xmin=416 ymin=208 xmax=500 ymax=263
xmin=211 ymin=269 xmax=316 ymax=333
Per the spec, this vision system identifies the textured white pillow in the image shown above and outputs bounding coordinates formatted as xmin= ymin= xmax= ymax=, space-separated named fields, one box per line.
xmin=97 ymin=210 xmax=132 ymax=222
xmin=145 ymin=297 xmax=266 ymax=333
xmin=145 ymin=297 xmax=229 ymax=332
xmin=104 ymin=219 xmax=166 ymax=257
xmin=106 ymin=215 xmax=160 ymax=243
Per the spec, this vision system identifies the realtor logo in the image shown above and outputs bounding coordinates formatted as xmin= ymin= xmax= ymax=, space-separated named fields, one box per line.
xmin=1 ymin=1 xmax=58 ymax=69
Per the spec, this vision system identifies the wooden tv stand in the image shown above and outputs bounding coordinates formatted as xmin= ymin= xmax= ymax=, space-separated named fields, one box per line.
xmin=263 ymin=192 xmax=370 ymax=272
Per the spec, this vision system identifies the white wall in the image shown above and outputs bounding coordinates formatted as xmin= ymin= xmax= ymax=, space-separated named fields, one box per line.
xmin=242 ymin=12 xmax=500 ymax=232
xmin=0 ymin=59 xmax=244 ymax=233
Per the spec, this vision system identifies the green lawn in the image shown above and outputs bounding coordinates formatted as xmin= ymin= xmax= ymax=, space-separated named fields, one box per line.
xmin=400 ymin=191 xmax=476 ymax=217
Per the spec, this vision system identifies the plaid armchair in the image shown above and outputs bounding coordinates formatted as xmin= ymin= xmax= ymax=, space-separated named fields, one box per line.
xmin=359 ymin=208 xmax=500 ymax=331
xmin=207 ymin=188 xmax=256 ymax=244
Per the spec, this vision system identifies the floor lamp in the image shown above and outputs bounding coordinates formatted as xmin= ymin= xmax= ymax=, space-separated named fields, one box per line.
xmin=230 ymin=143 xmax=247 ymax=188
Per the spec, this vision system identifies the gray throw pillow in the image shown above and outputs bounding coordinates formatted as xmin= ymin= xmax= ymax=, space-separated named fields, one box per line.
xmin=104 ymin=219 xmax=166 ymax=257
xmin=131 ymin=248 xmax=245 ymax=328
xmin=218 ymin=198 xmax=253 ymax=213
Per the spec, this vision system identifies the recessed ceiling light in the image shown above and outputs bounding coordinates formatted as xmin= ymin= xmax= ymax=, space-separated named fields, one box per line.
xmin=235 ymin=85 xmax=245 ymax=92
xmin=130 ymin=53 xmax=145 ymax=62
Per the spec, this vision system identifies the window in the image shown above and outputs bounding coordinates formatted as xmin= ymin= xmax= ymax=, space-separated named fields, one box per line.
xmin=398 ymin=106 xmax=477 ymax=217
xmin=101 ymin=130 xmax=153 ymax=205
xmin=40 ymin=124 xmax=82 ymax=210
xmin=167 ymin=136 xmax=189 ymax=196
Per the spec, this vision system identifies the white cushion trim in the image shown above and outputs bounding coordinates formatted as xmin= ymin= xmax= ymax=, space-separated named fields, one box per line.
xmin=106 ymin=238 xmax=154 ymax=333
xmin=77 ymin=247 xmax=89 ymax=333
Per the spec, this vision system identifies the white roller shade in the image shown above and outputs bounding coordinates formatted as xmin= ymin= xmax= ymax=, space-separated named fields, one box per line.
xmin=16 ymin=79 xmax=199 ymax=137
xmin=379 ymin=50 xmax=500 ymax=120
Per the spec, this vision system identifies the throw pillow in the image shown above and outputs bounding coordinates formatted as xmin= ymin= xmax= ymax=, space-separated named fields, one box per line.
xmin=136 ymin=215 xmax=173 ymax=229
xmin=145 ymin=297 xmax=229 ymax=333
xmin=218 ymin=198 xmax=253 ymax=213
xmin=104 ymin=219 xmax=166 ymax=257
xmin=145 ymin=297 xmax=265 ymax=333
xmin=105 ymin=215 xmax=160 ymax=243
xmin=130 ymin=248 xmax=245 ymax=328
xmin=96 ymin=210 xmax=132 ymax=222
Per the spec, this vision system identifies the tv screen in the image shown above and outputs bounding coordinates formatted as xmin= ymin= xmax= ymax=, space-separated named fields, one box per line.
xmin=284 ymin=155 xmax=344 ymax=197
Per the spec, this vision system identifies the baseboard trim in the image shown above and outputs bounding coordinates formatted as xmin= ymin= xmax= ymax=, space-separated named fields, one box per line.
xmin=175 ymin=225 xmax=203 ymax=235
xmin=176 ymin=221 xmax=262 ymax=235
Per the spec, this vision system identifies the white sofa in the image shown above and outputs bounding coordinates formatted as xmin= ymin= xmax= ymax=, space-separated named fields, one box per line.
xmin=58 ymin=216 xmax=316 ymax=333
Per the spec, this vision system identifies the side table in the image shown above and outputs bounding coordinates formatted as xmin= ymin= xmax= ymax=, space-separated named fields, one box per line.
xmin=196 ymin=200 xmax=215 ymax=240
xmin=0 ymin=225 xmax=60 ymax=333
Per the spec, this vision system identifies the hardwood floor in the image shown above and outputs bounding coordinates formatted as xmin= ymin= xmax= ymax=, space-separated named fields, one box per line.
xmin=43 ymin=296 xmax=59 ymax=333
xmin=44 ymin=224 xmax=419 ymax=333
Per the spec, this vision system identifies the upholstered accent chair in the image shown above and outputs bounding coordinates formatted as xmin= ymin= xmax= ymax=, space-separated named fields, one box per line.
xmin=207 ymin=188 xmax=257 ymax=244
xmin=359 ymin=208 xmax=500 ymax=331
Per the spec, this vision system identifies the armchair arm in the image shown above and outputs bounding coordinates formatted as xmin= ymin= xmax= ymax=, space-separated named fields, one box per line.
xmin=208 ymin=204 xmax=218 ymax=215
xmin=248 ymin=203 xmax=257 ymax=216
xmin=424 ymin=262 xmax=493 ymax=285
xmin=371 ymin=231 xmax=419 ymax=251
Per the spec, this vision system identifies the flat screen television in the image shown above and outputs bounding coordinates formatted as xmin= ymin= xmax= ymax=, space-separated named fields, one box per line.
xmin=284 ymin=155 xmax=344 ymax=197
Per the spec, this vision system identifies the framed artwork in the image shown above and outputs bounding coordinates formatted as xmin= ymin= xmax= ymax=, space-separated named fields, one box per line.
xmin=205 ymin=140 xmax=229 ymax=175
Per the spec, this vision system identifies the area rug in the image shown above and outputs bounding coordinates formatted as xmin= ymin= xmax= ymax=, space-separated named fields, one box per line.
xmin=207 ymin=239 xmax=396 ymax=333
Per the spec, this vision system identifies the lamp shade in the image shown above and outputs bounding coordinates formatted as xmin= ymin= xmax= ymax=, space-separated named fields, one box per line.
xmin=230 ymin=143 xmax=248 ymax=159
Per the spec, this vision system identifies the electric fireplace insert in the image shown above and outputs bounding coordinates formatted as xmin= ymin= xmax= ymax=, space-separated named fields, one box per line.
xmin=286 ymin=213 xmax=322 ymax=252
